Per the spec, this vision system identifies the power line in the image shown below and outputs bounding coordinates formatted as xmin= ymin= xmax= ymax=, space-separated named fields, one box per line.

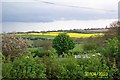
xmin=35 ymin=0 xmax=117 ymax=12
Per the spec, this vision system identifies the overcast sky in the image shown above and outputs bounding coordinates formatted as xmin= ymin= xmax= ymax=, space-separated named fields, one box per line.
xmin=1 ymin=0 xmax=119 ymax=32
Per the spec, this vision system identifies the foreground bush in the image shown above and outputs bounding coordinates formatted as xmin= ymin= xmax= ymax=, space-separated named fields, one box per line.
xmin=101 ymin=37 xmax=119 ymax=58
xmin=2 ymin=53 xmax=117 ymax=79
xmin=43 ymin=55 xmax=117 ymax=79
xmin=101 ymin=37 xmax=120 ymax=79
xmin=2 ymin=34 xmax=29 ymax=58
xmin=2 ymin=54 xmax=46 ymax=79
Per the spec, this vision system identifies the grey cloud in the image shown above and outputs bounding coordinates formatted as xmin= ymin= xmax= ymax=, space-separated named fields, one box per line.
xmin=2 ymin=2 xmax=117 ymax=22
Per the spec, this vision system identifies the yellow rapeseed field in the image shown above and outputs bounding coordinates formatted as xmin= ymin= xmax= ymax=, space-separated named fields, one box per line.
xmin=27 ymin=32 xmax=104 ymax=38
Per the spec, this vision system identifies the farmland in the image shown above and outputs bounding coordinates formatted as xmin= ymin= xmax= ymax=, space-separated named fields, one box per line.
xmin=16 ymin=32 xmax=104 ymax=55
xmin=16 ymin=32 xmax=104 ymax=39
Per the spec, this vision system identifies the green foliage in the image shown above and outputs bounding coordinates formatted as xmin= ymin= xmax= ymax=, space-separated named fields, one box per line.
xmin=52 ymin=33 xmax=75 ymax=55
xmin=101 ymin=37 xmax=119 ymax=58
xmin=2 ymin=50 xmax=117 ymax=79
xmin=2 ymin=54 xmax=46 ymax=79
xmin=117 ymin=21 xmax=120 ymax=56
xmin=43 ymin=54 xmax=117 ymax=79
xmin=44 ymin=56 xmax=83 ymax=79
xmin=79 ymin=57 xmax=117 ymax=78
xmin=33 ymin=49 xmax=44 ymax=57
xmin=2 ymin=34 xmax=29 ymax=58
xmin=101 ymin=37 xmax=120 ymax=79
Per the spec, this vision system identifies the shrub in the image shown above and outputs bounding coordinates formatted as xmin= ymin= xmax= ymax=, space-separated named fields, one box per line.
xmin=101 ymin=37 xmax=120 ymax=79
xmin=2 ymin=34 xmax=29 ymax=58
xmin=56 ymin=57 xmax=84 ymax=79
xmin=52 ymin=33 xmax=75 ymax=55
xmin=43 ymin=56 xmax=82 ymax=79
xmin=43 ymin=54 xmax=117 ymax=79
xmin=101 ymin=37 xmax=119 ymax=58
xmin=2 ymin=54 xmax=46 ymax=79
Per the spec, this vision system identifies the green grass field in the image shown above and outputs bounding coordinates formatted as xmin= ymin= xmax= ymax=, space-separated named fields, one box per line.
xmin=28 ymin=43 xmax=84 ymax=54
xmin=72 ymin=44 xmax=83 ymax=52
xmin=27 ymin=48 xmax=38 ymax=52
xmin=20 ymin=35 xmax=55 ymax=39
xmin=27 ymin=40 xmax=34 ymax=44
